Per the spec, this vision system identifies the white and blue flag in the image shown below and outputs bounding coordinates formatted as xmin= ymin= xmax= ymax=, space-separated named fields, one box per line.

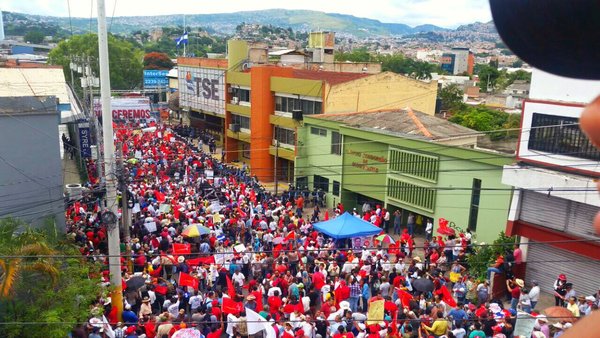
xmin=175 ymin=32 xmax=189 ymax=46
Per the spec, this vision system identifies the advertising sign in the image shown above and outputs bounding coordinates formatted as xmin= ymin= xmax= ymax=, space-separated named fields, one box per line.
xmin=78 ymin=123 xmax=91 ymax=158
xmin=143 ymin=70 xmax=169 ymax=89
xmin=94 ymin=97 xmax=152 ymax=121
xmin=178 ymin=66 xmax=225 ymax=115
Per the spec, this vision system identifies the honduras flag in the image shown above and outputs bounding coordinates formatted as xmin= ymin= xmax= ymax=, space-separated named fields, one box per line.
xmin=175 ymin=32 xmax=189 ymax=46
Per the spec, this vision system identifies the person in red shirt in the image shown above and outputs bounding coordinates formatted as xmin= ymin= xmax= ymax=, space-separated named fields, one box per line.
xmin=268 ymin=290 xmax=283 ymax=315
xmin=312 ymin=267 xmax=325 ymax=291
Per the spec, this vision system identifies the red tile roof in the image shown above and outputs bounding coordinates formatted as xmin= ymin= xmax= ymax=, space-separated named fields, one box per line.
xmin=292 ymin=69 xmax=370 ymax=85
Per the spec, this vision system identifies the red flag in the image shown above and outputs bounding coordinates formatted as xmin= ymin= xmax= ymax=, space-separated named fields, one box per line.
xmin=173 ymin=207 xmax=180 ymax=220
xmin=397 ymin=288 xmax=414 ymax=308
xmin=227 ymin=275 xmax=236 ymax=299
xmin=222 ymin=297 xmax=243 ymax=315
xmin=187 ymin=256 xmax=215 ymax=267
xmin=155 ymin=284 xmax=168 ymax=295
xmin=273 ymin=244 xmax=282 ymax=258
xmin=172 ymin=243 xmax=191 ymax=255
xmin=178 ymin=272 xmax=199 ymax=290
xmin=324 ymin=211 xmax=329 ymax=220
xmin=285 ymin=231 xmax=295 ymax=243
xmin=154 ymin=190 xmax=166 ymax=202
xmin=435 ymin=285 xmax=457 ymax=308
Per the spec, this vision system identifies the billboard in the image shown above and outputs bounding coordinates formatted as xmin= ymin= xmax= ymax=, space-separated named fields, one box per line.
xmin=178 ymin=66 xmax=225 ymax=115
xmin=94 ymin=97 xmax=152 ymax=121
xmin=143 ymin=70 xmax=169 ymax=89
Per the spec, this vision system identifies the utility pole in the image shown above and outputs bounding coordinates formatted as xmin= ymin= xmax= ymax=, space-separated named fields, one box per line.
xmin=274 ymin=140 xmax=279 ymax=196
xmin=117 ymin=143 xmax=133 ymax=273
xmin=97 ymin=0 xmax=123 ymax=320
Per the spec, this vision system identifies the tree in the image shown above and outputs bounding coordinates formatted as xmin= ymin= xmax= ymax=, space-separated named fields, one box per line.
xmin=24 ymin=30 xmax=45 ymax=44
xmin=448 ymin=105 xmax=521 ymax=140
xmin=439 ymin=84 xmax=465 ymax=111
xmin=48 ymin=33 xmax=144 ymax=90
xmin=143 ymin=52 xmax=174 ymax=70
xmin=512 ymin=59 xmax=524 ymax=68
xmin=477 ymin=64 xmax=501 ymax=92
xmin=0 ymin=218 xmax=102 ymax=338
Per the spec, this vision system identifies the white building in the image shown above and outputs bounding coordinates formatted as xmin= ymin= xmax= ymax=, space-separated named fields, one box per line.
xmin=502 ymin=69 xmax=600 ymax=296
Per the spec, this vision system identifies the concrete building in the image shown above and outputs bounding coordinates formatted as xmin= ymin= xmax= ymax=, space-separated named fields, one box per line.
xmin=0 ymin=96 xmax=65 ymax=229
xmin=441 ymin=48 xmax=475 ymax=75
xmin=178 ymin=36 xmax=438 ymax=183
xmin=297 ymin=109 xmax=514 ymax=243
xmin=502 ymin=69 xmax=600 ymax=296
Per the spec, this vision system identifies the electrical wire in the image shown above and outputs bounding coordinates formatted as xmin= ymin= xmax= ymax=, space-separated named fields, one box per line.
xmin=4 ymin=238 xmax=600 ymax=259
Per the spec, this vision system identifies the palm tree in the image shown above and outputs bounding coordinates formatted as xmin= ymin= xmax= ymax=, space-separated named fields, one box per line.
xmin=0 ymin=218 xmax=59 ymax=298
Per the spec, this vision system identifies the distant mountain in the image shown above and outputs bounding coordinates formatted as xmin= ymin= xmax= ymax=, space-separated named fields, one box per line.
xmin=2 ymin=9 xmax=448 ymax=38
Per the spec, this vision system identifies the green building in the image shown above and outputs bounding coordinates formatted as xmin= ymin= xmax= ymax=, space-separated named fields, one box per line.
xmin=295 ymin=109 xmax=515 ymax=243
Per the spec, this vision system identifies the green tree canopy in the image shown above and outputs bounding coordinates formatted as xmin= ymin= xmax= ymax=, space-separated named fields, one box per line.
xmin=48 ymin=33 xmax=144 ymax=90
xmin=439 ymin=83 xmax=465 ymax=111
xmin=335 ymin=50 xmax=439 ymax=80
xmin=23 ymin=30 xmax=45 ymax=44
xmin=477 ymin=64 xmax=501 ymax=92
xmin=0 ymin=218 xmax=102 ymax=338
xmin=448 ymin=105 xmax=521 ymax=140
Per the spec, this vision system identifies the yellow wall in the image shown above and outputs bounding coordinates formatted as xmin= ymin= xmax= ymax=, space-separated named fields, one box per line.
xmin=324 ymin=72 xmax=438 ymax=115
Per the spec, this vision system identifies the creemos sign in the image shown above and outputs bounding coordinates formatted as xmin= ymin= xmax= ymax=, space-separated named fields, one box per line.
xmin=94 ymin=97 xmax=152 ymax=120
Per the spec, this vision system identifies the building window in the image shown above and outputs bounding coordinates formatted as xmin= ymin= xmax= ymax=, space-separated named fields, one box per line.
xmin=528 ymin=113 xmax=600 ymax=161
xmin=387 ymin=178 xmax=436 ymax=213
xmin=331 ymin=131 xmax=342 ymax=155
xmin=389 ymin=148 xmax=439 ymax=182
xmin=332 ymin=180 xmax=340 ymax=196
xmin=275 ymin=95 xmax=322 ymax=115
xmin=231 ymin=87 xmax=250 ymax=103
xmin=310 ymin=127 xmax=327 ymax=136
xmin=314 ymin=175 xmax=329 ymax=192
xmin=242 ymin=143 xmax=251 ymax=159
xmin=231 ymin=114 xmax=250 ymax=130
xmin=467 ymin=178 xmax=481 ymax=232
xmin=274 ymin=126 xmax=296 ymax=146
xmin=296 ymin=176 xmax=308 ymax=190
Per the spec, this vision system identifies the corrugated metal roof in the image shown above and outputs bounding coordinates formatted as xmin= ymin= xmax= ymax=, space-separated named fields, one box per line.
xmin=0 ymin=96 xmax=57 ymax=116
xmin=313 ymin=109 xmax=479 ymax=140
xmin=0 ymin=68 xmax=69 ymax=103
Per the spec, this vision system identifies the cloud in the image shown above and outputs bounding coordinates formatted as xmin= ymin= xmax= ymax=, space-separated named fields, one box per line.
xmin=2 ymin=0 xmax=492 ymax=28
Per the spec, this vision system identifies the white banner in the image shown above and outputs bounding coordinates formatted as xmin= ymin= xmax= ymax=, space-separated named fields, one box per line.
xmin=94 ymin=97 xmax=152 ymax=121
xmin=178 ymin=66 xmax=225 ymax=115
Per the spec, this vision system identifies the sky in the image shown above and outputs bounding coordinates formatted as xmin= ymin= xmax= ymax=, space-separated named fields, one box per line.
xmin=2 ymin=0 xmax=492 ymax=28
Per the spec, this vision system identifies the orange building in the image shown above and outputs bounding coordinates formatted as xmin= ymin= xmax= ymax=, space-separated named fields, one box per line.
xmin=178 ymin=38 xmax=438 ymax=183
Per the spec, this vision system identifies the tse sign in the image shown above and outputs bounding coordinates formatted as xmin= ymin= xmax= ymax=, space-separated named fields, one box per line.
xmin=195 ymin=77 xmax=220 ymax=100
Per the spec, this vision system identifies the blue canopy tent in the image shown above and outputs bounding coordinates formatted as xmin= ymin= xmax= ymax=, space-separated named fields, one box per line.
xmin=313 ymin=212 xmax=382 ymax=239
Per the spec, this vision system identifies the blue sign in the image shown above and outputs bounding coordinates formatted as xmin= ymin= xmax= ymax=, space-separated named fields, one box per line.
xmin=78 ymin=126 xmax=91 ymax=158
xmin=143 ymin=70 xmax=169 ymax=89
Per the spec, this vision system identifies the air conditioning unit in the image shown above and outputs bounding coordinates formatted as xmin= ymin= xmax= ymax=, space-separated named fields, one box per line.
xmin=231 ymin=97 xmax=239 ymax=105
xmin=229 ymin=123 xmax=240 ymax=132
xmin=292 ymin=109 xmax=303 ymax=121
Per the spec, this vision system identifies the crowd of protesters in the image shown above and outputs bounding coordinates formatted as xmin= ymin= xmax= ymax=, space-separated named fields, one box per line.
xmin=65 ymin=122 xmax=594 ymax=338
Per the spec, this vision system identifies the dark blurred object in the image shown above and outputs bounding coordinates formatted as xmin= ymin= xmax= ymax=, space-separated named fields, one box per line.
xmin=490 ymin=0 xmax=600 ymax=79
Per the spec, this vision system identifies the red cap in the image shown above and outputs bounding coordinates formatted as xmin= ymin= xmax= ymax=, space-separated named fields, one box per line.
xmin=559 ymin=274 xmax=567 ymax=280
xmin=493 ymin=326 xmax=503 ymax=333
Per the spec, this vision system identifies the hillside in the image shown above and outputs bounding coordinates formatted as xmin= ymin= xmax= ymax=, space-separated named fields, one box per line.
xmin=2 ymin=9 xmax=448 ymax=38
